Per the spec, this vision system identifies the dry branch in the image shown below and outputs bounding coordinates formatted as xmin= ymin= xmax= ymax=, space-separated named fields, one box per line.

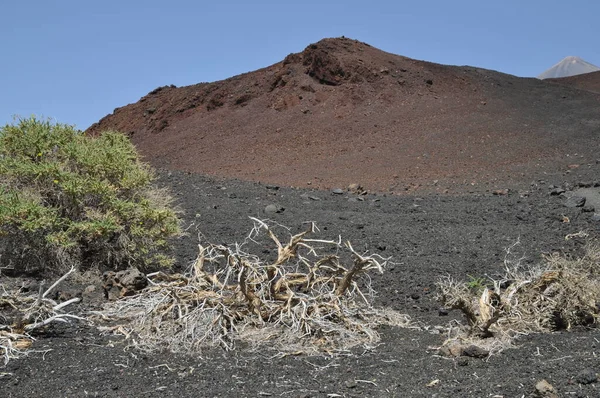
xmin=437 ymin=238 xmax=600 ymax=354
xmin=96 ymin=219 xmax=413 ymax=355
xmin=0 ymin=267 xmax=84 ymax=365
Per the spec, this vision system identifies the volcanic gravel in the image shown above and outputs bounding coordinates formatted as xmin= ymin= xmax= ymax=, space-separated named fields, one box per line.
xmin=3 ymin=168 xmax=600 ymax=397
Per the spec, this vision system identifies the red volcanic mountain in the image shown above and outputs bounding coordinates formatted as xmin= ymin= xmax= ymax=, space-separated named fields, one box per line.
xmin=87 ymin=38 xmax=600 ymax=193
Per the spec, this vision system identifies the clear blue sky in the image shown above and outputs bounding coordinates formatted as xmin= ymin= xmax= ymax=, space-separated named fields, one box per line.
xmin=1 ymin=0 xmax=599 ymax=130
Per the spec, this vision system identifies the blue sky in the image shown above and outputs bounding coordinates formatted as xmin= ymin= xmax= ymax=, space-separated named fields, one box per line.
xmin=1 ymin=0 xmax=599 ymax=130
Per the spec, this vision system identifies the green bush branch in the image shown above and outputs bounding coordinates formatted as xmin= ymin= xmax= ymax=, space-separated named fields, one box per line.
xmin=0 ymin=117 xmax=181 ymax=273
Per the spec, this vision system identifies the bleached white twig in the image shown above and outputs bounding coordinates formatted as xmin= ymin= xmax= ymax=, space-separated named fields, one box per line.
xmin=96 ymin=219 xmax=411 ymax=355
xmin=42 ymin=266 xmax=76 ymax=299
xmin=24 ymin=314 xmax=87 ymax=331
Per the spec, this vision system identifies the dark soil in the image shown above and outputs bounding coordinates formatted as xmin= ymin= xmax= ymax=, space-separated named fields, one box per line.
xmin=3 ymin=168 xmax=600 ymax=397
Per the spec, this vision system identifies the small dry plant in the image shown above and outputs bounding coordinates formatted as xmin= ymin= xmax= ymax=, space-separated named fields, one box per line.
xmin=436 ymin=236 xmax=600 ymax=354
xmin=97 ymin=218 xmax=412 ymax=355
xmin=0 ymin=267 xmax=85 ymax=365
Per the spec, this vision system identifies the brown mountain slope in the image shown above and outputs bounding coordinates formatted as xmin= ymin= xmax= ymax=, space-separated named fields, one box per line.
xmin=547 ymin=70 xmax=600 ymax=94
xmin=87 ymin=37 xmax=600 ymax=193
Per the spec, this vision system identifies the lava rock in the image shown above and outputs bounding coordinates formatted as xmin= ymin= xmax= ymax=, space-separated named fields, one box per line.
xmin=265 ymin=204 xmax=285 ymax=214
xmin=462 ymin=345 xmax=489 ymax=358
xmin=103 ymin=268 xmax=148 ymax=300
xmin=564 ymin=196 xmax=586 ymax=208
xmin=116 ymin=269 xmax=147 ymax=291
xmin=575 ymin=369 xmax=598 ymax=385
xmin=439 ymin=342 xmax=463 ymax=357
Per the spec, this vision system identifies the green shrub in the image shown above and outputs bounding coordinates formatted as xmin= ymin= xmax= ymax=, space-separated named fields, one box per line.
xmin=0 ymin=117 xmax=181 ymax=273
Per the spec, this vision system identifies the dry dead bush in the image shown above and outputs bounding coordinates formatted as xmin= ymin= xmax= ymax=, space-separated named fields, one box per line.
xmin=96 ymin=218 xmax=413 ymax=355
xmin=0 ymin=267 xmax=85 ymax=365
xmin=437 ymin=237 xmax=600 ymax=354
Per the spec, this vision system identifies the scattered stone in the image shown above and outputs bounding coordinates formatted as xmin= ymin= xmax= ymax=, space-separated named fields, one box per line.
xmin=492 ymin=189 xmax=509 ymax=196
xmin=82 ymin=284 xmax=103 ymax=303
xmin=344 ymin=380 xmax=357 ymax=389
xmin=575 ymin=369 xmax=598 ymax=385
xmin=331 ymin=188 xmax=344 ymax=195
xmin=591 ymin=213 xmax=600 ymax=222
xmin=117 ymin=269 xmax=147 ymax=291
xmin=438 ymin=308 xmax=449 ymax=316
xmin=348 ymin=183 xmax=361 ymax=192
xmin=550 ymin=187 xmax=565 ymax=196
xmin=564 ymin=196 xmax=586 ymax=208
xmin=103 ymin=269 xmax=148 ymax=300
xmin=439 ymin=342 xmax=463 ymax=357
xmin=300 ymin=194 xmax=321 ymax=201
xmin=534 ymin=379 xmax=558 ymax=398
xmin=266 ymin=185 xmax=279 ymax=190
xmin=84 ymin=285 xmax=96 ymax=295
xmin=582 ymin=205 xmax=595 ymax=213
xmin=462 ymin=345 xmax=489 ymax=358
xmin=265 ymin=204 xmax=285 ymax=214
xmin=456 ymin=357 xmax=468 ymax=366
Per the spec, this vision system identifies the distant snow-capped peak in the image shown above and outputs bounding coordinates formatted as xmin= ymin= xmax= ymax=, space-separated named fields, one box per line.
xmin=538 ymin=56 xmax=600 ymax=79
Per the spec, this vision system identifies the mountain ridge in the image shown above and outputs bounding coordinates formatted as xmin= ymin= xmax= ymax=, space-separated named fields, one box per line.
xmin=547 ymin=70 xmax=600 ymax=94
xmin=87 ymin=37 xmax=600 ymax=193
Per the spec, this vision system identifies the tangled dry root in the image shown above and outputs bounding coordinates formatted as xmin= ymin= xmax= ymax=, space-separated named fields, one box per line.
xmin=0 ymin=267 xmax=84 ymax=364
xmin=437 ymin=238 xmax=600 ymax=354
xmin=96 ymin=218 xmax=412 ymax=355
